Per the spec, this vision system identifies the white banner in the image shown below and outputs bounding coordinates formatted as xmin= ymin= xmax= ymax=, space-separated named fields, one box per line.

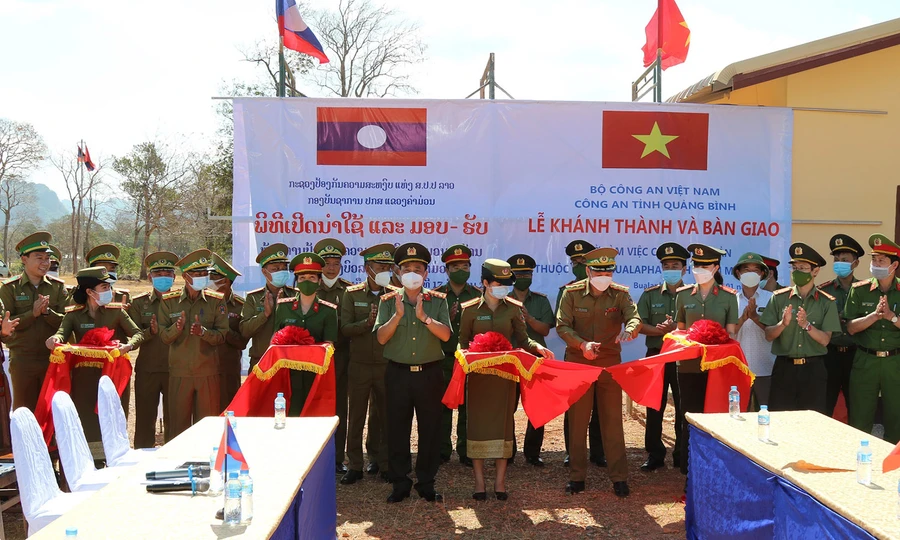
xmin=232 ymin=98 xmax=793 ymax=359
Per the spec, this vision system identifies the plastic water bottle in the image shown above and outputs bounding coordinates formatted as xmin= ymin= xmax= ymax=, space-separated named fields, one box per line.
xmin=224 ymin=472 xmax=242 ymax=525
xmin=240 ymin=469 xmax=254 ymax=524
xmin=227 ymin=410 xmax=237 ymax=429
xmin=274 ymin=392 xmax=286 ymax=429
xmin=758 ymin=406 xmax=770 ymax=441
xmin=208 ymin=446 xmax=223 ymax=496
xmin=857 ymin=440 xmax=872 ymax=486
xmin=65 ymin=528 xmax=78 ymax=538
xmin=728 ymin=386 xmax=740 ymax=418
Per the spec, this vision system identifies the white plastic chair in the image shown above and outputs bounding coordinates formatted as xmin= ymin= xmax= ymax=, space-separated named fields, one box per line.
xmin=10 ymin=407 xmax=94 ymax=536
xmin=51 ymin=392 xmax=123 ymax=492
xmin=98 ymin=376 xmax=154 ymax=466
xmin=3 ymin=354 xmax=12 ymax=412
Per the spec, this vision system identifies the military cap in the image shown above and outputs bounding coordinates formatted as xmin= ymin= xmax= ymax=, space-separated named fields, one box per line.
xmin=869 ymin=234 xmax=900 ymax=258
xmin=360 ymin=243 xmax=395 ymax=263
xmin=789 ymin=243 xmax=826 ymax=267
xmin=507 ymin=254 xmax=536 ymax=272
xmin=256 ymin=243 xmax=290 ymax=266
xmin=687 ymin=244 xmax=726 ymax=264
xmin=732 ymin=252 xmax=770 ymax=280
xmin=761 ymin=256 xmax=780 ymax=269
xmin=177 ymin=249 xmax=213 ymax=273
xmin=395 ymin=242 xmax=431 ymax=266
xmin=144 ymin=251 xmax=179 ymax=271
xmin=481 ymin=259 xmax=515 ymax=286
xmin=85 ymin=244 xmax=120 ymax=266
xmin=314 ymin=238 xmax=346 ymax=259
xmin=656 ymin=242 xmax=689 ymax=262
xmin=290 ymin=252 xmax=325 ymax=275
xmin=565 ymin=240 xmax=594 ymax=259
xmin=16 ymin=231 xmax=52 ymax=256
xmin=48 ymin=245 xmax=61 ymax=263
xmin=585 ymin=247 xmax=618 ymax=271
xmin=442 ymin=244 xmax=471 ymax=264
xmin=830 ymin=234 xmax=864 ymax=257
xmin=211 ymin=252 xmax=241 ymax=281
xmin=75 ymin=266 xmax=116 ymax=284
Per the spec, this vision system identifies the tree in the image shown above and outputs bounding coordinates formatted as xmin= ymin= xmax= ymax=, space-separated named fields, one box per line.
xmin=0 ymin=176 xmax=36 ymax=263
xmin=51 ymin=152 xmax=104 ymax=273
xmin=240 ymin=42 xmax=314 ymax=97
xmin=0 ymin=119 xmax=46 ymax=187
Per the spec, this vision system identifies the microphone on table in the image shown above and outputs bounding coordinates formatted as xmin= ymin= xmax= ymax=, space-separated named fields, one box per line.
xmin=146 ymin=478 xmax=210 ymax=495
xmin=146 ymin=465 xmax=210 ymax=481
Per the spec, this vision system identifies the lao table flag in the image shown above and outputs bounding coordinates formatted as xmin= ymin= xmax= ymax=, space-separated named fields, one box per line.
xmin=214 ymin=420 xmax=249 ymax=473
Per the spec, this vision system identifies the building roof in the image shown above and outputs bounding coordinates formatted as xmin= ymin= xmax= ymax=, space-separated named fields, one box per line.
xmin=669 ymin=17 xmax=900 ymax=103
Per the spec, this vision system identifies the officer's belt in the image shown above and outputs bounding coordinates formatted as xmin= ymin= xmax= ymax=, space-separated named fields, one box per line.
xmin=828 ymin=345 xmax=856 ymax=354
xmin=777 ymin=356 xmax=824 ymax=366
xmin=389 ymin=360 xmax=440 ymax=372
xmin=858 ymin=346 xmax=900 ymax=358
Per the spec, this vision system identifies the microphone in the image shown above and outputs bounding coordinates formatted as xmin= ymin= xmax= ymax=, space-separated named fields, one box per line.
xmin=146 ymin=478 xmax=210 ymax=494
xmin=146 ymin=465 xmax=210 ymax=481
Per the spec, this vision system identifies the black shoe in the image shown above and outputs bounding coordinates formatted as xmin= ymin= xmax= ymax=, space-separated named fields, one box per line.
xmin=379 ymin=471 xmax=391 ymax=483
xmin=386 ymin=490 xmax=410 ymax=503
xmin=672 ymin=455 xmax=681 ymax=468
xmin=563 ymin=455 xmax=570 ymax=467
xmin=507 ymin=457 xmax=515 ymax=465
xmin=366 ymin=463 xmax=379 ymax=475
xmin=472 ymin=492 xmax=486 ymax=501
xmin=418 ymin=490 xmax=443 ymax=502
xmin=340 ymin=470 xmax=364 ymax=485
xmin=459 ymin=457 xmax=473 ymax=467
xmin=565 ymin=481 xmax=585 ymax=495
xmin=335 ymin=463 xmax=349 ymax=474
xmin=640 ymin=456 xmax=665 ymax=472
xmin=613 ymin=481 xmax=630 ymax=498
xmin=526 ymin=456 xmax=544 ymax=467
xmin=495 ymin=491 xmax=508 ymax=501
xmin=591 ymin=455 xmax=607 ymax=468
xmin=440 ymin=455 xmax=451 ymax=463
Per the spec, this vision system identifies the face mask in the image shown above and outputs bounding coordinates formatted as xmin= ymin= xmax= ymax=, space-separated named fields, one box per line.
xmin=449 ymin=269 xmax=470 ymax=285
xmin=268 ymin=270 xmax=292 ymax=288
xmin=401 ymin=272 xmax=424 ymax=290
xmin=152 ymin=276 xmax=174 ymax=293
xmin=791 ymin=270 xmax=813 ymax=287
xmin=590 ymin=276 xmax=612 ymax=291
xmin=833 ymin=261 xmax=853 ymax=278
xmin=490 ymin=285 xmax=510 ymax=298
xmin=297 ymin=280 xmax=319 ymax=296
xmin=188 ymin=276 xmax=209 ymax=291
xmin=573 ymin=263 xmax=587 ymax=281
xmin=871 ymin=263 xmax=892 ymax=280
xmin=513 ymin=278 xmax=532 ymax=291
xmin=46 ymin=271 xmax=60 ymax=279
xmin=208 ymin=279 xmax=228 ymax=292
xmin=662 ymin=270 xmax=683 ymax=286
xmin=321 ymin=275 xmax=338 ymax=288
xmin=107 ymin=272 xmax=118 ymax=282
xmin=93 ymin=289 xmax=113 ymax=306
xmin=692 ymin=267 xmax=714 ymax=284
xmin=374 ymin=271 xmax=393 ymax=287
xmin=739 ymin=272 xmax=761 ymax=288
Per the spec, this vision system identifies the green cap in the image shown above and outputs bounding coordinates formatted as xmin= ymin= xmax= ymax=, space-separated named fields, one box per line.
xmin=482 ymin=259 xmax=514 ymax=285
xmin=441 ymin=244 xmax=472 ymax=264
xmin=314 ymin=238 xmax=346 ymax=259
xmin=360 ymin=243 xmax=395 ymax=263
xmin=585 ymin=247 xmax=617 ymax=271
xmin=75 ymin=266 xmax=115 ymax=283
xmin=145 ymin=251 xmax=179 ymax=271
xmin=290 ymin=252 xmax=326 ymax=275
xmin=16 ymin=231 xmax=52 ymax=256
xmin=507 ymin=254 xmax=536 ymax=272
xmin=256 ymin=243 xmax=289 ymax=266
xmin=732 ymin=252 xmax=769 ymax=280
xmin=177 ymin=249 xmax=213 ymax=273
xmin=85 ymin=244 xmax=120 ymax=266
xmin=394 ymin=243 xmax=431 ymax=266
xmin=48 ymin=244 xmax=62 ymax=263
xmin=211 ymin=252 xmax=241 ymax=281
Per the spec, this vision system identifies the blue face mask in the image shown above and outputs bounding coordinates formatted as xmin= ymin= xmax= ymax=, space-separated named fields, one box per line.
xmin=662 ymin=269 xmax=683 ymax=286
xmin=188 ymin=276 xmax=209 ymax=291
xmin=269 ymin=270 xmax=292 ymax=288
xmin=94 ymin=289 xmax=113 ymax=306
xmin=151 ymin=276 xmax=174 ymax=293
xmin=833 ymin=261 xmax=853 ymax=278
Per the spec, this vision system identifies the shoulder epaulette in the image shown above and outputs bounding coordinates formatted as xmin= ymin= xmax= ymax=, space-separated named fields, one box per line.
xmin=427 ymin=289 xmax=447 ymax=299
xmin=65 ymin=304 xmax=84 ymax=313
xmin=818 ymin=289 xmax=836 ymax=301
xmin=433 ymin=284 xmax=447 ymax=293
xmin=277 ymin=297 xmax=295 ymax=304
xmin=47 ymin=275 xmax=65 ymax=284
xmin=131 ymin=292 xmax=150 ymax=301
xmin=106 ymin=302 xmax=126 ymax=310
xmin=818 ymin=279 xmax=835 ymax=288
xmin=114 ymin=287 xmax=129 ymax=293
xmin=610 ymin=283 xmax=629 ymax=292
xmin=460 ymin=297 xmax=481 ymax=309
xmin=246 ymin=287 xmax=265 ymax=295
xmin=162 ymin=291 xmax=181 ymax=300
xmin=644 ymin=284 xmax=661 ymax=292
xmin=346 ymin=282 xmax=366 ymax=292
xmin=720 ymin=285 xmax=738 ymax=295
xmin=232 ymin=295 xmax=245 ymax=304
xmin=204 ymin=290 xmax=225 ymax=299
xmin=676 ymin=284 xmax=694 ymax=293
xmin=339 ymin=278 xmax=353 ymax=286
xmin=318 ymin=299 xmax=338 ymax=309
xmin=853 ymin=280 xmax=871 ymax=288
xmin=385 ymin=284 xmax=401 ymax=293
xmin=2 ymin=275 xmax=19 ymax=285
xmin=381 ymin=290 xmax=399 ymax=301
xmin=565 ymin=279 xmax=587 ymax=291
xmin=472 ymin=285 xmax=484 ymax=292
xmin=774 ymin=287 xmax=792 ymax=295
xmin=505 ymin=296 xmax=524 ymax=308
xmin=530 ymin=290 xmax=547 ymax=297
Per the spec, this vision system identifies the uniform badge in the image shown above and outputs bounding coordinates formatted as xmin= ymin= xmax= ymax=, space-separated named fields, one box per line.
xmin=303 ymin=257 xmax=312 ymax=264
xmin=574 ymin=243 xmax=583 ymax=252
xmin=875 ymin=237 xmax=883 ymax=247
xmin=407 ymin=246 xmax=416 ymax=256
xmin=517 ymin=257 xmax=525 ymax=266
xmin=454 ymin=248 xmax=462 ymax=256
xmin=835 ymin=238 xmax=844 ymax=246
xmin=219 ymin=305 xmax=226 ymax=315
xmin=501 ymin=268 xmax=511 ymax=276
xmin=694 ymin=247 xmax=703 ymax=256
xmin=277 ymin=251 xmax=285 ymax=257
xmin=665 ymin=247 xmax=674 ymax=255
xmin=599 ymin=256 xmax=609 ymax=263
xmin=794 ymin=246 xmax=802 ymax=256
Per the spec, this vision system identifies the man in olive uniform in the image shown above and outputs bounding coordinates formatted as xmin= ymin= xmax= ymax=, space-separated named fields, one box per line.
xmin=761 ymin=243 xmax=840 ymax=414
xmin=340 ymin=243 xmax=394 ymax=485
xmin=375 ymin=243 xmax=452 ymax=503
xmin=557 ymin=239 xmax=604 ymax=467
xmin=819 ymin=234 xmax=864 ymax=418
xmin=507 ymin=253 xmax=555 ymax=466
xmin=85 ymin=244 xmax=132 ymax=305
xmin=845 ymin=234 xmax=900 ymax=443
xmin=159 ymin=249 xmax=229 ymax=437
xmin=557 ymin=247 xmax=640 ymax=497
xmin=313 ymin=238 xmax=353 ymax=473
xmin=240 ymin=243 xmax=293 ymax=371
xmin=128 ymin=251 xmax=179 ymax=447
xmin=762 ymin=256 xmax=785 ymax=293
xmin=433 ymin=244 xmax=481 ymax=466
xmin=0 ymin=232 xmax=68 ymax=412
xmin=637 ymin=242 xmax=688 ymax=472
xmin=210 ymin=253 xmax=249 ymax=411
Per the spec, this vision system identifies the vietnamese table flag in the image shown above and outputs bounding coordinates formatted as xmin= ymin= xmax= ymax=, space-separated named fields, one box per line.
xmin=317 ymin=107 xmax=427 ymax=166
xmin=601 ymin=111 xmax=708 ymax=170
xmin=642 ymin=0 xmax=691 ymax=70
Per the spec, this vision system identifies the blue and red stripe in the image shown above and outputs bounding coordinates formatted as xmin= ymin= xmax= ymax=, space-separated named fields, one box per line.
xmin=276 ymin=0 xmax=329 ymax=64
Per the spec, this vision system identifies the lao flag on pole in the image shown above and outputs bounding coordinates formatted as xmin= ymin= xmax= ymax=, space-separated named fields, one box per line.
xmin=276 ymin=0 xmax=329 ymax=64
xmin=214 ymin=421 xmax=249 ymax=472
xmin=317 ymin=107 xmax=427 ymax=166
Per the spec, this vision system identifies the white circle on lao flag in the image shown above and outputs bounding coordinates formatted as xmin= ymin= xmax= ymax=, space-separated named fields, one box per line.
xmin=357 ymin=125 xmax=387 ymax=149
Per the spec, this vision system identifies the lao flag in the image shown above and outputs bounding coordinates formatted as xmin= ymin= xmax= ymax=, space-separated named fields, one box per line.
xmin=214 ymin=420 xmax=249 ymax=473
xmin=317 ymin=107 xmax=427 ymax=166
xmin=601 ymin=111 xmax=708 ymax=170
xmin=276 ymin=0 xmax=329 ymax=64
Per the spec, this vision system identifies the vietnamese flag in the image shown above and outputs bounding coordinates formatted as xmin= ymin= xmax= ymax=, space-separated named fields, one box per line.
xmin=317 ymin=107 xmax=427 ymax=166
xmin=601 ymin=111 xmax=708 ymax=170
xmin=642 ymin=0 xmax=691 ymax=70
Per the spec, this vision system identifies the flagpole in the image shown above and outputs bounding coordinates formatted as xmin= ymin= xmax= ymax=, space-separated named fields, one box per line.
xmin=278 ymin=37 xmax=286 ymax=98
xmin=655 ymin=0 xmax=663 ymax=102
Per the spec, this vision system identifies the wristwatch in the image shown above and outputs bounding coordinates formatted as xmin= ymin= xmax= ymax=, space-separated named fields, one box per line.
xmin=804 ymin=322 xmax=812 ymax=331
xmin=892 ymin=316 xmax=899 ymax=324
xmin=424 ymin=317 xmax=433 ymax=326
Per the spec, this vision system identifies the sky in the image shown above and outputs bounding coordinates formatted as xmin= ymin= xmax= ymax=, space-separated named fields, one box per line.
xmin=1 ymin=0 xmax=898 ymax=201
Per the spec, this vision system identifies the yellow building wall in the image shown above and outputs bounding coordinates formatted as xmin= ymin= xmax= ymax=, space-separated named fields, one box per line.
xmin=702 ymin=46 xmax=900 ymax=281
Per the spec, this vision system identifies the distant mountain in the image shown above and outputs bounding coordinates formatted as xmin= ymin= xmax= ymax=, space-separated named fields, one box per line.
xmin=31 ymin=183 xmax=68 ymax=217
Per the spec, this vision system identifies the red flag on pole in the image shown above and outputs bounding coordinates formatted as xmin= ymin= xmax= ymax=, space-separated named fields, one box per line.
xmin=641 ymin=0 xmax=691 ymax=70
xmin=83 ymin=145 xmax=96 ymax=172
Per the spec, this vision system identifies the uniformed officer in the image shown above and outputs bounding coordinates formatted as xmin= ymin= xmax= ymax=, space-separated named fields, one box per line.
xmin=434 ymin=244 xmax=481 ymax=466
xmin=46 ymin=266 xmax=144 ymax=442
xmin=762 ymin=256 xmax=785 ymax=292
xmin=732 ymin=252 xmax=775 ymax=410
xmin=507 ymin=253 xmax=556 ymax=466
xmin=675 ymin=244 xmax=739 ymax=476
xmin=637 ymin=242 xmax=688 ymax=472
xmin=760 ymin=243 xmax=840 ymax=414
xmin=313 ymin=238 xmax=353 ymax=474
xmin=128 ymin=251 xmax=179 ymax=447
xmin=210 ymin=253 xmax=249 ymax=411
xmin=820 ymin=234 xmax=864 ymax=418
xmin=85 ymin=244 xmax=132 ymax=305
xmin=340 ymin=243 xmax=394 ymax=485
xmin=557 ymin=239 xmax=604 ymax=467
xmin=0 ymin=232 xmax=68 ymax=412
xmin=239 ymin=243 xmax=294 ymax=371
xmin=557 ymin=247 xmax=640 ymax=497
xmin=845 ymin=234 xmax=900 ymax=443
xmin=159 ymin=249 xmax=229 ymax=437
xmin=375 ymin=243 xmax=452 ymax=503
xmin=47 ymin=245 xmax=61 ymax=280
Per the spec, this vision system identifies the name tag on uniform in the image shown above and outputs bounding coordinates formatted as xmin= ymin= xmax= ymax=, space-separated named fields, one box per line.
xmin=684 ymin=304 xmax=697 ymax=309
xmin=170 ymin=312 xmax=182 ymax=318
xmin=575 ymin=307 xmax=589 ymax=313
xmin=476 ymin=315 xmax=491 ymax=321
xmin=228 ymin=313 xmax=239 ymax=318
xmin=80 ymin=323 xmax=95 ymax=329
xmin=256 ymin=306 xmax=265 ymax=312
xmin=862 ymin=302 xmax=875 ymax=307
xmin=354 ymin=302 xmax=368 ymax=307
xmin=144 ymin=312 xmax=154 ymax=317
xmin=652 ymin=303 xmax=664 ymax=308
xmin=15 ymin=295 xmax=28 ymax=301
xmin=283 ymin=318 xmax=297 ymax=324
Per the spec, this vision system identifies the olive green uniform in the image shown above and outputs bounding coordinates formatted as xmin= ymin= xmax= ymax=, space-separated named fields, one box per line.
xmin=54 ymin=302 xmax=143 ymax=442
xmin=556 ymin=279 xmax=641 ymax=484
xmin=219 ymin=293 xmax=248 ymax=411
xmin=819 ymin=277 xmax=857 ymax=417
xmin=239 ymin=285 xmax=295 ymax=370
xmin=0 ymin=274 xmax=68 ymax=412
xmin=318 ymin=278 xmax=352 ymax=466
xmin=159 ymin=289 xmax=228 ymax=438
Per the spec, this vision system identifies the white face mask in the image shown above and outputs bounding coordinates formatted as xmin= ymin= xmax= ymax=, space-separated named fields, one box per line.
xmin=590 ymin=276 xmax=612 ymax=291
xmin=374 ymin=271 xmax=393 ymax=287
xmin=401 ymin=272 xmax=424 ymax=290
xmin=490 ymin=285 xmax=510 ymax=298
xmin=692 ymin=267 xmax=714 ymax=284
xmin=321 ymin=275 xmax=338 ymax=288
xmin=739 ymin=272 xmax=761 ymax=288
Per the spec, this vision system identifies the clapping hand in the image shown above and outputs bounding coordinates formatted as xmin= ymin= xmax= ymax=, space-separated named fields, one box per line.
xmin=175 ymin=311 xmax=187 ymax=332
xmin=1 ymin=311 xmax=18 ymax=337
xmin=449 ymin=301 xmax=459 ymax=320
xmin=796 ymin=306 xmax=809 ymax=328
xmin=150 ymin=314 xmax=159 ymax=335
xmin=415 ymin=295 xmax=427 ymax=322
xmin=781 ymin=305 xmax=793 ymax=326
xmin=190 ymin=315 xmax=204 ymax=336
xmin=394 ymin=294 xmax=405 ymax=318
xmin=32 ymin=295 xmax=49 ymax=317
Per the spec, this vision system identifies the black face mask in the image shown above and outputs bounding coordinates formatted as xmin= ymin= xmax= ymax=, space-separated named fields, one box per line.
xmin=513 ymin=278 xmax=532 ymax=291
